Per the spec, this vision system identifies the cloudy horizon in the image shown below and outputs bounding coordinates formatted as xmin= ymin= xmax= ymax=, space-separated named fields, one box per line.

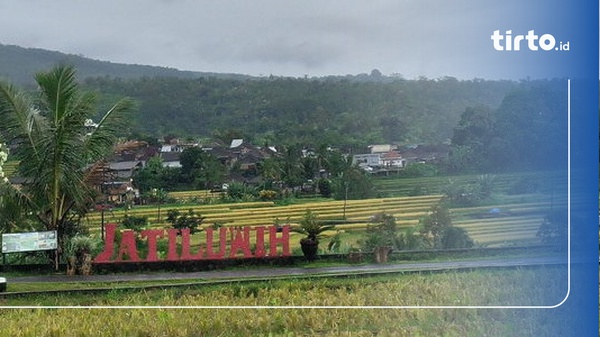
xmin=0 ymin=1 xmax=574 ymax=80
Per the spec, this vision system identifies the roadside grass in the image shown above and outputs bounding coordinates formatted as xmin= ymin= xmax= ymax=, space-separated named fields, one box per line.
xmin=2 ymin=267 xmax=568 ymax=307
xmin=5 ymin=279 xmax=208 ymax=293
xmin=2 ymin=243 xmax=562 ymax=294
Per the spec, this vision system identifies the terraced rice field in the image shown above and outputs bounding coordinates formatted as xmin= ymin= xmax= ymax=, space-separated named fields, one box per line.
xmin=82 ymin=170 xmax=567 ymax=248
xmin=451 ymin=202 xmax=553 ymax=246
xmin=168 ymin=189 xmax=224 ymax=201
xmin=374 ymin=171 xmax=566 ymax=197
xmin=83 ymin=195 xmax=443 ymax=233
xmin=373 ymin=170 xmax=568 ymax=247
xmin=84 ymin=196 xmax=555 ymax=247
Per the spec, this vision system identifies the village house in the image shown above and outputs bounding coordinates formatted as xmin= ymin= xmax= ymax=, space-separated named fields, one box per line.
xmin=100 ymin=141 xmax=158 ymax=204
xmin=352 ymin=144 xmax=406 ymax=171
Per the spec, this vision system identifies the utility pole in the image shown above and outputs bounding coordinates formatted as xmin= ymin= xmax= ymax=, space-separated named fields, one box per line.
xmin=343 ymin=181 xmax=349 ymax=220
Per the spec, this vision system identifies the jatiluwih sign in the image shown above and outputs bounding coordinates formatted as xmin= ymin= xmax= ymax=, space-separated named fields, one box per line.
xmin=94 ymin=223 xmax=291 ymax=263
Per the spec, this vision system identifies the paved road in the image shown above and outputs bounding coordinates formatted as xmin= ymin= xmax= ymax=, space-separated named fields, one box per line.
xmin=7 ymin=256 xmax=566 ymax=284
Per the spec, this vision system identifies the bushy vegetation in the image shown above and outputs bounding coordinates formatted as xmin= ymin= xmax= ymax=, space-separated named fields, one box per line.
xmin=358 ymin=213 xmax=422 ymax=254
xmin=120 ymin=215 xmax=149 ymax=233
xmin=166 ymin=209 xmax=205 ymax=234
xmin=536 ymin=209 xmax=568 ymax=245
xmin=447 ymin=81 xmax=567 ymax=173
xmin=358 ymin=206 xmax=475 ymax=255
xmin=64 ymin=235 xmax=102 ymax=275
xmin=420 ymin=204 xmax=474 ymax=249
xmin=442 ymin=175 xmax=496 ymax=207
xmin=222 ymin=182 xmax=258 ymax=202
xmin=292 ymin=210 xmax=335 ymax=261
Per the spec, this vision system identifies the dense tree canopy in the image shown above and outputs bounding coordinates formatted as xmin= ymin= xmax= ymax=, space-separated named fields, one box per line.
xmin=82 ymin=76 xmax=517 ymax=148
xmin=448 ymin=79 xmax=568 ymax=173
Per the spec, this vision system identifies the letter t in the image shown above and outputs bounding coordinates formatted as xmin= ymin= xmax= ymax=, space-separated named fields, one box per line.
xmin=526 ymin=30 xmax=539 ymax=50
xmin=491 ymin=30 xmax=504 ymax=51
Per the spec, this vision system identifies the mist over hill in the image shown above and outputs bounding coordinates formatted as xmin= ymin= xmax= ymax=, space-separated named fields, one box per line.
xmin=0 ymin=43 xmax=251 ymax=87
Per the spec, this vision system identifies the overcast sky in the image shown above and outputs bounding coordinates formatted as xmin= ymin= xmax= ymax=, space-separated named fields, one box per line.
xmin=0 ymin=1 xmax=574 ymax=80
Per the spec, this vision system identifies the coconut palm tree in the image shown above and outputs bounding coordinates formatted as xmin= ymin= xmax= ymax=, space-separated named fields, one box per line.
xmin=0 ymin=64 xmax=133 ymax=268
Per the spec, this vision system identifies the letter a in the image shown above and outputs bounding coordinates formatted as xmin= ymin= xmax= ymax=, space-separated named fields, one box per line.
xmin=230 ymin=227 xmax=253 ymax=258
xmin=116 ymin=230 xmax=141 ymax=262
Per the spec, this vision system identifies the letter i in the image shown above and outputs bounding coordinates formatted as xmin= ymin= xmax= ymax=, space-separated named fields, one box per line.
xmin=505 ymin=30 xmax=512 ymax=51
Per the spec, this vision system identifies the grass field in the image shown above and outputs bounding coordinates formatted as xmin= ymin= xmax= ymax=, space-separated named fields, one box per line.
xmin=0 ymin=267 xmax=578 ymax=336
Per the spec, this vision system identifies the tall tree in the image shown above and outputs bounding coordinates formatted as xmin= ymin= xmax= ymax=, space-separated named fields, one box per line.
xmin=179 ymin=147 xmax=225 ymax=189
xmin=280 ymin=145 xmax=304 ymax=188
xmin=449 ymin=105 xmax=495 ymax=172
xmin=491 ymin=82 xmax=567 ymax=171
xmin=0 ymin=65 xmax=133 ymax=267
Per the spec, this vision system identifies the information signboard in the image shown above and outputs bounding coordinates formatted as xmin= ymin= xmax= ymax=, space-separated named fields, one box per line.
xmin=1 ymin=231 xmax=58 ymax=254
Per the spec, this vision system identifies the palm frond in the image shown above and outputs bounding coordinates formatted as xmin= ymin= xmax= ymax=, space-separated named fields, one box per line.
xmin=0 ymin=184 xmax=37 ymax=234
xmin=84 ymin=97 xmax=134 ymax=162
xmin=34 ymin=64 xmax=78 ymax=124
xmin=0 ymin=82 xmax=46 ymax=157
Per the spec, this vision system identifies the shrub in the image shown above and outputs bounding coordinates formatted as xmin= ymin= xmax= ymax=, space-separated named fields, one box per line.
xmin=326 ymin=231 xmax=342 ymax=253
xmin=442 ymin=178 xmax=489 ymax=207
xmin=59 ymin=219 xmax=89 ymax=246
xmin=121 ymin=215 xmax=148 ymax=233
xmin=64 ymin=235 xmax=102 ymax=275
xmin=292 ymin=210 xmax=335 ymax=262
xmin=166 ymin=209 xmax=205 ymax=234
xmin=419 ymin=204 xmax=474 ymax=249
xmin=395 ymin=227 xmax=423 ymax=250
xmin=476 ymin=174 xmax=496 ymax=199
xmin=65 ymin=235 xmax=101 ymax=258
xmin=537 ymin=210 xmax=568 ymax=244
xmin=359 ymin=213 xmax=399 ymax=253
xmin=440 ymin=226 xmax=474 ymax=249
xmin=293 ymin=210 xmax=334 ymax=242
xmin=224 ymin=182 xmax=258 ymax=202
xmin=400 ymin=162 xmax=438 ymax=177
xmin=259 ymin=189 xmax=278 ymax=201
xmin=317 ymin=179 xmax=332 ymax=198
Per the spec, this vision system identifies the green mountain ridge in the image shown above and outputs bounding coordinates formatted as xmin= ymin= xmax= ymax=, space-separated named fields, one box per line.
xmin=0 ymin=43 xmax=252 ymax=86
xmin=0 ymin=43 xmax=532 ymax=148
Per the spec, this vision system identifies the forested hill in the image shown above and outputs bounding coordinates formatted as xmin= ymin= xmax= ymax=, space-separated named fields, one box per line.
xmin=0 ymin=44 xmax=251 ymax=87
xmin=83 ymin=75 xmax=518 ymax=146
xmin=0 ymin=43 xmax=523 ymax=146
